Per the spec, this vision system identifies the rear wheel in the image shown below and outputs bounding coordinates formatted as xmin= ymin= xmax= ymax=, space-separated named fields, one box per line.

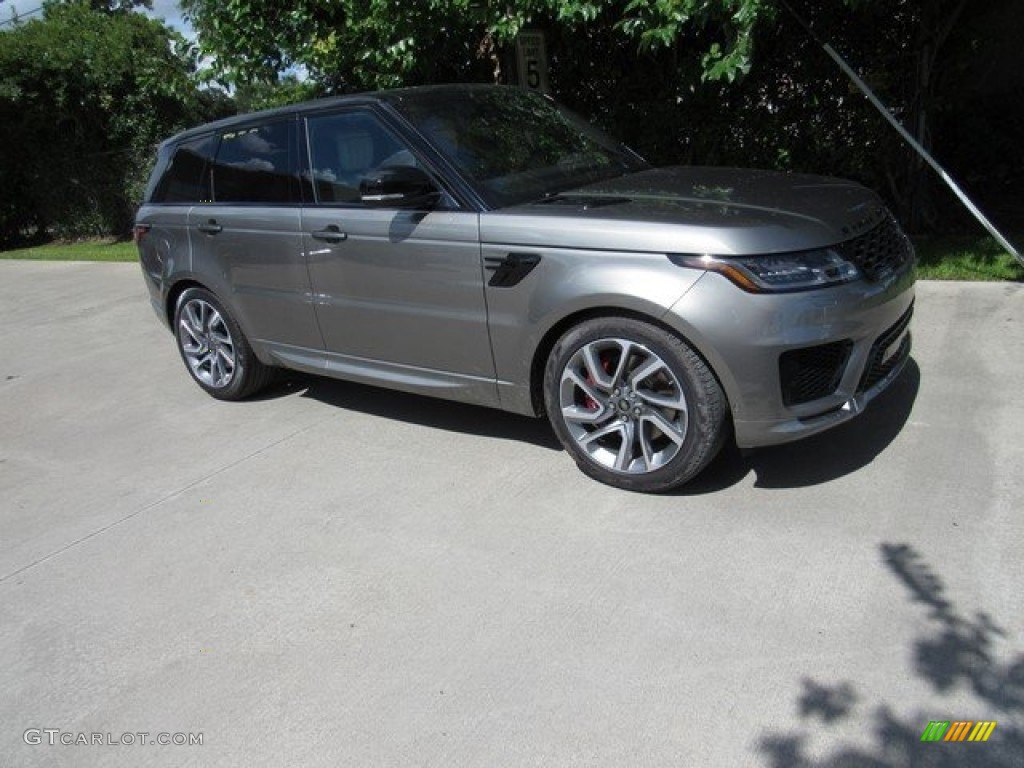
xmin=173 ymin=287 xmax=273 ymax=400
xmin=544 ymin=317 xmax=727 ymax=493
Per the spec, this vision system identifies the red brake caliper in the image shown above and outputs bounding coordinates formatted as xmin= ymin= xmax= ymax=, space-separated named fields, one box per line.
xmin=583 ymin=351 xmax=613 ymax=411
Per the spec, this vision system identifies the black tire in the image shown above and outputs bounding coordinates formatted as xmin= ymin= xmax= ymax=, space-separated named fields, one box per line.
xmin=173 ymin=286 xmax=274 ymax=400
xmin=543 ymin=317 xmax=727 ymax=493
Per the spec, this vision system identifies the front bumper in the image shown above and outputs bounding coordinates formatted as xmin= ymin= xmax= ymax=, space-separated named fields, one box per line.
xmin=665 ymin=265 xmax=916 ymax=449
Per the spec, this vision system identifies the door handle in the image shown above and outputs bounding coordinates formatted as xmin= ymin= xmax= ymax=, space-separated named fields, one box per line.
xmin=311 ymin=225 xmax=347 ymax=243
xmin=196 ymin=220 xmax=222 ymax=235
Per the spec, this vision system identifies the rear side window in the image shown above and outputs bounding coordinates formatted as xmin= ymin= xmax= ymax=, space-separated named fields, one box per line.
xmin=147 ymin=135 xmax=217 ymax=204
xmin=210 ymin=122 xmax=300 ymax=204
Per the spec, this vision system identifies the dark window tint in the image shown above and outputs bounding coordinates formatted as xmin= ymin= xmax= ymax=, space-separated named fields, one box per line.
xmin=392 ymin=87 xmax=647 ymax=207
xmin=306 ymin=112 xmax=418 ymax=204
xmin=148 ymin=135 xmax=217 ymax=203
xmin=211 ymin=122 xmax=299 ymax=204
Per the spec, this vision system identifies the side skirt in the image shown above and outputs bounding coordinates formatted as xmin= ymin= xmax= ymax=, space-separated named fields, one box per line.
xmin=259 ymin=341 xmax=505 ymax=410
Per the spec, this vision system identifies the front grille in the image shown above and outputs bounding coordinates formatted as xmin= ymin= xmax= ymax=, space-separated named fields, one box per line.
xmin=857 ymin=303 xmax=914 ymax=393
xmin=780 ymin=340 xmax=854 ymax=406
xmin=835 ymin=213 xmax=914 ymax=282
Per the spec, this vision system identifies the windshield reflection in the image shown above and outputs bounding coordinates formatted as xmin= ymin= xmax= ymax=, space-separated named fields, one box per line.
xmin=390 ymin=86 xmax=648 ymax=208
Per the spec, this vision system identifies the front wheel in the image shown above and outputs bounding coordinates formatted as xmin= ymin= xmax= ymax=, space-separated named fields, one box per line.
xmin=543 ymin=317 xmax=728 ymax=493
xmin=173 ymin=287 xmax=273 ymax=400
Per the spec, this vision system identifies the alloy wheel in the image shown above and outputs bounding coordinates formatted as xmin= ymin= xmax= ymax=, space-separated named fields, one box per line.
xmin=558 ymin=337 xmax=689 ymax=474
xmin=177 ymin=298 xmax=237 ymax=389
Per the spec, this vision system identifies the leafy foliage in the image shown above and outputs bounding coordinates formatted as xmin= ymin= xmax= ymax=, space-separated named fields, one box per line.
xmin=180 ymin=0 xmax=770 ymax=92
xmin=0 ymin=0 xmax=229 ymax=244
xmin=548 ymin=0 xmax=1022 ymax=236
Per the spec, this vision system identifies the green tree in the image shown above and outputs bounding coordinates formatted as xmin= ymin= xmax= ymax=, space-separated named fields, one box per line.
xmin=0 ymin=0 xmax=229 ymax=244
xmin=551 ymin=0 xmax=1021 ymax=234
xmin=181 ymin=0 xmax=771 ymax=92
xmin=771 ymin=0 xmax=1021 ymax=232
xmin=232 ymin=74 xmax=319 ymax=113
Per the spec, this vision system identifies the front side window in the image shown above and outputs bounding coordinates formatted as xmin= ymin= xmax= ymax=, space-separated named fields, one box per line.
xmin=210 ymin=122 xmax=299 ymax=204
xmin=305 ymin=112 xmax=419 ymax=204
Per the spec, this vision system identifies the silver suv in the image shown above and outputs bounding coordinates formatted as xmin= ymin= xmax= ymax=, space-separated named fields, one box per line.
xmin=135 ymin=84 xmax=915 ymax=492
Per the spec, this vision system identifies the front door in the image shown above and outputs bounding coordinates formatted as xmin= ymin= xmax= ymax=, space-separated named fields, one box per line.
xmin=301 ymin=109 xmax=496 ymax=404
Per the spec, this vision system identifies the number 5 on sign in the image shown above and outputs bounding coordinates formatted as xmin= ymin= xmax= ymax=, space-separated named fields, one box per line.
xmin=516 ymin=31 xmax=549 ymax=93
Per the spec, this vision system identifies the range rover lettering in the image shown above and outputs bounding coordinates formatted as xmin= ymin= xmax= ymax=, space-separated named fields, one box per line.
xmin=135 ymin=84 xmax=915 ymax=492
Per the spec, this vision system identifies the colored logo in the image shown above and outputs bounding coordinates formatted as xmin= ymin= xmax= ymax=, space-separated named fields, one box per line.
xmin=920 ymin=721 xmax=997 ymax=742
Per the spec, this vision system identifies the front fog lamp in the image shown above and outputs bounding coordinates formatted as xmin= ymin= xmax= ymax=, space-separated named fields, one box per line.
xmin=671 ymin=249 xmax=861 ymax=293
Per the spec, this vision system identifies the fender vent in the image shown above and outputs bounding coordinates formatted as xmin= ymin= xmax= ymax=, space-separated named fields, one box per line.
xmin=485 ymin=253 xmax=542 ymax=287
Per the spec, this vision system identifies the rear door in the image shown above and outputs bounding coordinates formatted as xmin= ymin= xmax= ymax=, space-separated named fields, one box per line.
xmin=188 ymin=119 xmax=322 ymax=352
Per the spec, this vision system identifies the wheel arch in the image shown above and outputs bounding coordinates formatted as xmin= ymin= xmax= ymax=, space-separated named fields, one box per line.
xmin=165 ymin=280 xmax=276 ymax=399
xmin=165 ymin=278 xmax=207 ymax=328
xmin=528 ymin=307 xmax=733 ymax=421
xmin=165 ymin=278 xmax=274 ymax=367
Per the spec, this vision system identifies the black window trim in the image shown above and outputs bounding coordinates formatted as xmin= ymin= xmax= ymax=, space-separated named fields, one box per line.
xmin=150 ymin=101 xmax=488 ymax=211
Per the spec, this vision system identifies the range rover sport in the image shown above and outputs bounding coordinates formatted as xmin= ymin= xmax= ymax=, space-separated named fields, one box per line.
xmin=135 ymin=84 xmax=915 ymax=492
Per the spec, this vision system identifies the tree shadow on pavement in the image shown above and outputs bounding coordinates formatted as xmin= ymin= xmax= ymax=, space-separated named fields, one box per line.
xmin=758 ymin=543 xmax=1024 ymax=767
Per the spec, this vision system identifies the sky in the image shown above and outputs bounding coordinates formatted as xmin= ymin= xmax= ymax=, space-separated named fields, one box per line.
xmin=3 ymin=0 xmax=194 ymax=37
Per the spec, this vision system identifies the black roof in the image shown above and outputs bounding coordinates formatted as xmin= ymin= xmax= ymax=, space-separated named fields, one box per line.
xmin=162 ymin=83 xmax=510 ymax=148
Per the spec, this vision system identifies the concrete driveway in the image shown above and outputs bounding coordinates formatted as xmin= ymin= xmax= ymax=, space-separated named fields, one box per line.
xmin=1 ymin=261 xmax=1022 ymax=767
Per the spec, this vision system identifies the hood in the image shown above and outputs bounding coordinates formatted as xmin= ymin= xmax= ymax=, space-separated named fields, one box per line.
xmin=481 ymin=166 xmax=890 ymax=256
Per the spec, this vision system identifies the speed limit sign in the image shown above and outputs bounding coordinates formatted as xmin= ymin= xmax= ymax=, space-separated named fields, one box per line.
xmin=515 ymin=30 xmax=549 ymax=93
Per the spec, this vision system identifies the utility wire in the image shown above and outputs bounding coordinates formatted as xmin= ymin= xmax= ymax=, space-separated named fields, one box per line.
xmin=1 ymin=5 xmax=45 ymax=27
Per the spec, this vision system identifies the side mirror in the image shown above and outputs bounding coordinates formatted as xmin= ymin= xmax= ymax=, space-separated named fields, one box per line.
xmin=360 ymin=166 xmax=440 ymax=209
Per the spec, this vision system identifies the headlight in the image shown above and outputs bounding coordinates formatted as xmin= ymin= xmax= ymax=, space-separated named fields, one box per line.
xmin=670 ymin=249 xmax=861 ymax=293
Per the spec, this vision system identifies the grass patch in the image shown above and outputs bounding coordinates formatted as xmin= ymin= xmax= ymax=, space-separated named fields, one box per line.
xmin=0 ymin=238 xmax=137 ymax=262
xmin=913 ymin=234 xmax=1023 ymax=281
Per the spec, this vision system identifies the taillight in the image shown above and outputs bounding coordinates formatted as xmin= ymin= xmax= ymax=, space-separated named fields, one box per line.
xmin=133 ymin=223 xmax=151 ymax=243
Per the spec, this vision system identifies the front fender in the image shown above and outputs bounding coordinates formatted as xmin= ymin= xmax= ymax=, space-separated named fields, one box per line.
xmin=482 ymin=245 xmax=703 ymax=414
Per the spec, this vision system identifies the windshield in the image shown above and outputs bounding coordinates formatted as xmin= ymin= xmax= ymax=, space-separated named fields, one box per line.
xmin=388 ymin=86 xmax=648 ymax=208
